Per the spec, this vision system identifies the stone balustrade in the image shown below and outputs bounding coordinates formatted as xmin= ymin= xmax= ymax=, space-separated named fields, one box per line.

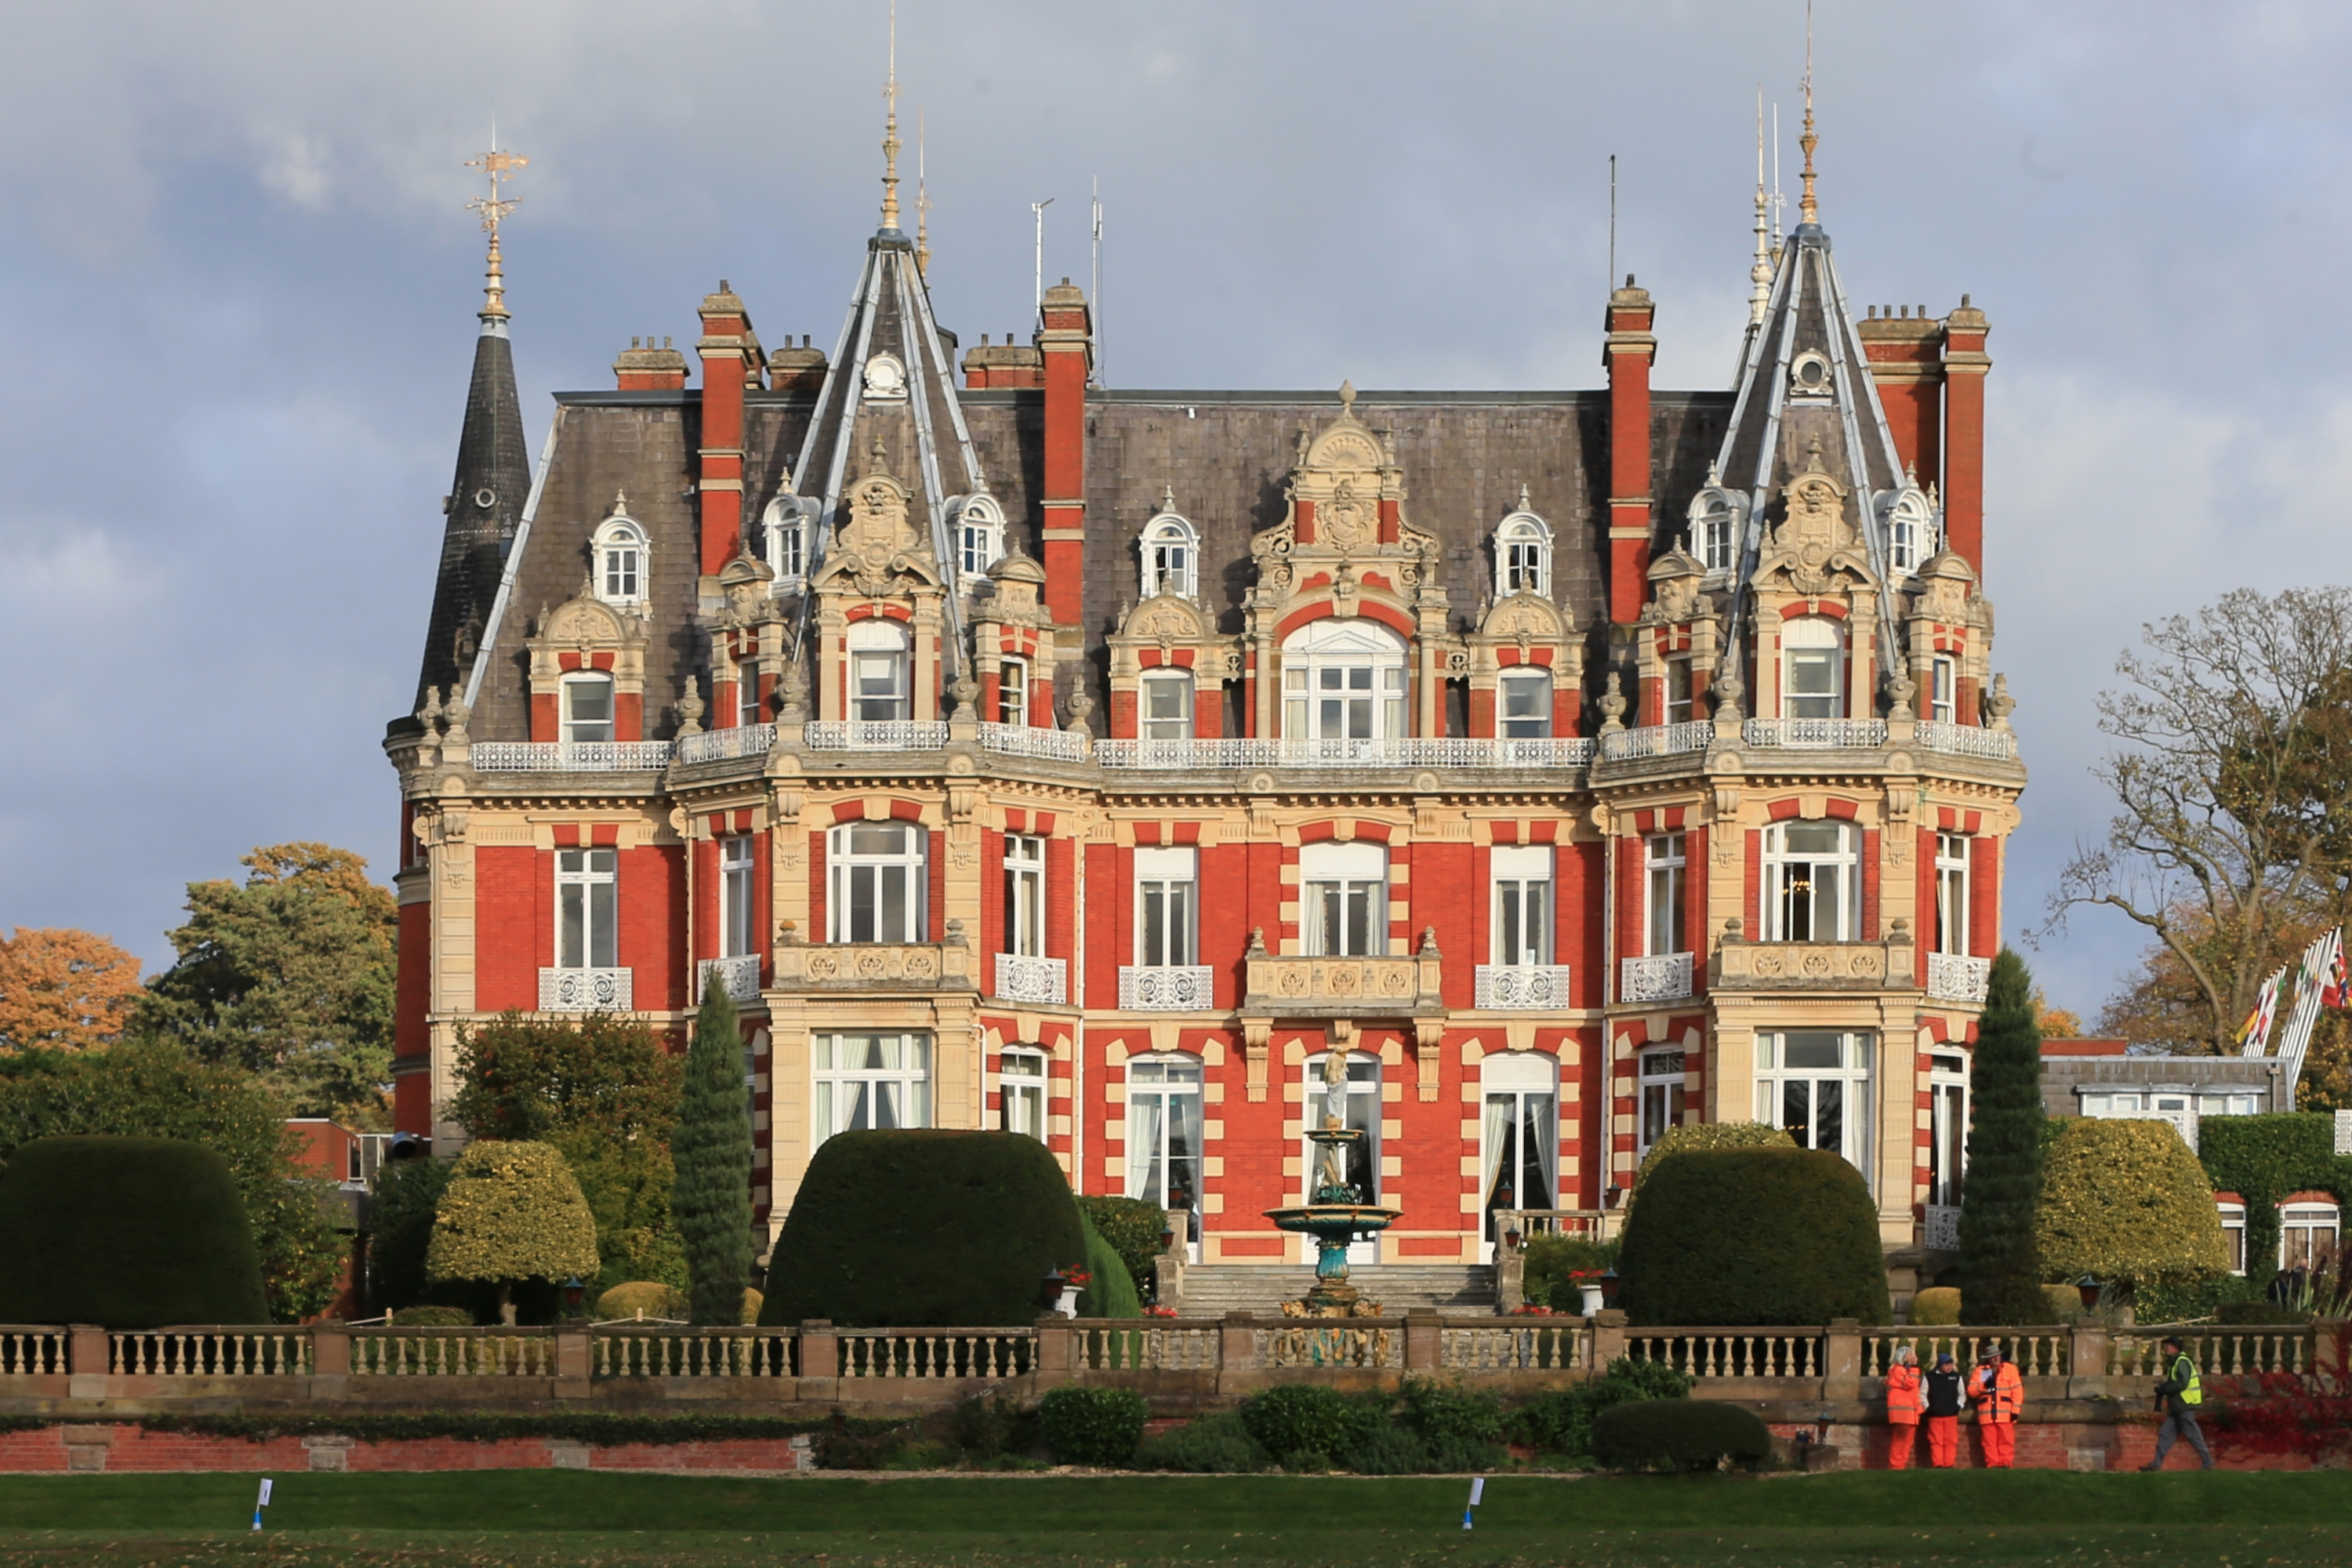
xmin=772 ymin=939 xmax=977 ymax=993
xmin=1711 ymin=938 xmax=1912 ymax=993
xmin=1242 ymin=949 xmax=1445 ymax=1018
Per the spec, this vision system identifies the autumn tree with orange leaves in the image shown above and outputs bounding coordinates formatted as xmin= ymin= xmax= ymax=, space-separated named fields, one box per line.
xmin=0 ymin=927 xmax=144 ymax=1052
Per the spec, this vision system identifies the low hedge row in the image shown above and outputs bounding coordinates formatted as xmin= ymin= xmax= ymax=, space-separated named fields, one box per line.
xmin=114 ymin=1411 xmax=855 ymax=1446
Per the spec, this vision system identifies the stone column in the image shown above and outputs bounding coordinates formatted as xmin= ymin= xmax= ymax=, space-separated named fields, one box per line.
xmin=1824 ymin=1318 xmax=1863 ymax=1402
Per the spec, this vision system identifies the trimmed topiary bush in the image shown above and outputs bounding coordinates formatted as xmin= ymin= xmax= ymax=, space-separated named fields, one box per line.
xmin=426 ymin=1140 xmax=600 ymax=1323
xmin=1076 ymin=1194 xmax=1170 ymax=1297
xmin=1634 ymin=1121 xmax=1796 ymax=1187
xmin=1960 ymin=950 xmax=2048 ymax=1325
xmin=1591 ymin=1399 xmax=1773 ymax=1472
xmin=1133 ymin=1410 xmax=1266 ymax=1472
xmin=1076 ymin=1209 xmax=1143 ymax=1318
xmin=1037 ymin=1385 xmax=1148 ymax=1466
xmin=1616 ymin=1147 xmax=1891 ymax=1326
xmin=760 ymin=1131 xmax=1084 ymax=1328
xmin=0 ymin=1135 xmax=267 ymax=1327
xmin=596 ymin=1281 xmax=688 ymax=1321
xmin=390 ymin=1305 xmax=474 ymax=1327
xmin=1909 ymin=1287 xmax=1962 ymax=1326
xmin=1240 ymin=1384 xmax=1386 ymax=1471
xmin=2038 ymin=1117 xmax=2229 ymax=1290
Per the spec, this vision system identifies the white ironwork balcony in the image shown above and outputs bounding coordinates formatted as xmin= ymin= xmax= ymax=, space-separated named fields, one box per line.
xmin=1119 ymin=965 xmax=1217 ymax=1010
xmin=675 ymin=724 xmax=775 ymax=764
xmin=1094 ymin=735 xmax=1595 ymax=770
xmin=1620 ymin=951 xmax=1695 ymax=1003
xmin=697 ymin=955 xmax=762 ymax=1004
xmin=804 ymin=720 xmax=950 ymax=751
xmin=1741 ymin=717 xmax=1888 ymax=750
xmin=539 ymin=967 xmax=633 ymax=1011
xmin=1923 ymin=1204 xmax=1962 ymax=1251
xmin=1926 ymin=951 xmax=1993 ymax=1003
xmin=1915 ymin=720 xmax=2019 ymax=761
xmin=1598 ymin=721 xmax=1715 ymax=761
xmin=1474 ymin=964 xmax=1574 ymax=1009
xmin=993 ymin=953 xmax=1068 ymax=1005
xmin=978 ymin=723 xmax=1087 ymax=762
xmin=474 ymin=741 xmax=674 ymax=772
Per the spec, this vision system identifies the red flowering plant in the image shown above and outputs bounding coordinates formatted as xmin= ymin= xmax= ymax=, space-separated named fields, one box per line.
xmin=1509 ymin=1303 xmax=1563 ymax=1316
xmin=1059 ymin=1267 xmax=1093 ymax=1289
xmin=1143 ymin=1304 xmax=1178 ymax=1318
xmin=1565 ymin=1269 xmax=1606 ymax=1282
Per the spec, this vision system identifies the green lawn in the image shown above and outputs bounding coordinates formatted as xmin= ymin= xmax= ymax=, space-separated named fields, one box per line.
xmin=0 ymin=1471 xmax=2343 ymax=1566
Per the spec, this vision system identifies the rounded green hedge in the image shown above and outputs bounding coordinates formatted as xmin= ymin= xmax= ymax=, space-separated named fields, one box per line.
xmin=1617 ymin=1146 xmax=1892 ymax=1326
xmin=759 ymin=1131 xmax=1085 ymax=1328
xmin=1038 ymin=1385 xmax=1149 ymax=1465
xmin=1591 ymin=1399 xmax=1773 ymax=1472
xmin=0 ymin=1135 xmax=267 ymax=1327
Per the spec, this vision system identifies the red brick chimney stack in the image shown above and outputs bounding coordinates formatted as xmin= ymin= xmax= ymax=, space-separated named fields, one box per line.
xmin=1855 ymin=306 xmax=1944 ymax=485
xmin=696 ymin=281 xmax=762 ymax=579
xmin=1940 ymin=295 xmax=1991 ymax=577
xmin=1037 ymin=278 xmax=1093 ymax=630
xmin=1603 ymin=276 xmax=1657 ymax=625
xmin=614 ymin=335 xmax=688 ymax=391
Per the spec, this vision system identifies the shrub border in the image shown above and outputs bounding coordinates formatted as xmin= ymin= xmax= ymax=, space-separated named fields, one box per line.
xmin=15 ymin=1411 xmax=894 ymax=1446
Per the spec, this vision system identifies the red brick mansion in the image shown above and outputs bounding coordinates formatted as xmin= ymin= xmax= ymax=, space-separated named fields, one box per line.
xmin=389 ymin=111 xmax=2022 ymax=1284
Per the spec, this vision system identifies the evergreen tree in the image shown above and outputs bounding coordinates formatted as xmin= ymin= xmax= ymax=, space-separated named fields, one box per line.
xmin=1959 ymin=949 xmax=2049 ymax=1323
xmin=671 ymin=985 xmax=752 ymax=1325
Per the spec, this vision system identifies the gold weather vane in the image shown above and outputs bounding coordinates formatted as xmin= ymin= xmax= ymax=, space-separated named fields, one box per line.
xmin=880 ymin=0 xmax=902 ymax=231
xmin=466 ymin=134 xmax=528 ymax=320
xmin=1798 ymin=0 xmax=1819 ymax=226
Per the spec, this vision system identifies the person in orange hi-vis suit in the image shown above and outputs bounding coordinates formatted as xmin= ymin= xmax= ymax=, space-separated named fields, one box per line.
xmin=1882 ymin=1345 xmax=1923 ymax=1468
xmin=1970 ymin=1345 xmax=2024 ymax=1467
xmin=1922 ymin=1351 xmax=1966 ymax=1467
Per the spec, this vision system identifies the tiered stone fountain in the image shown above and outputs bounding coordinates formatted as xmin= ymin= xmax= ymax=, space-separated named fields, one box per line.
xmin=1263 ymin=1051 xmax=1402 ymax=1317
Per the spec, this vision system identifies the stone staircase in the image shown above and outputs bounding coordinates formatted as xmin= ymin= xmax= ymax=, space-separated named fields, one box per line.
xmin=1175 ymin=1264 xmax=1497 ymax=1317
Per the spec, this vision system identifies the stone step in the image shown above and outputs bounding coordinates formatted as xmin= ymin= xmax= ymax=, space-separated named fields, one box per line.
xmin=1177 ymin=1264 xmax=1497 ymax=1316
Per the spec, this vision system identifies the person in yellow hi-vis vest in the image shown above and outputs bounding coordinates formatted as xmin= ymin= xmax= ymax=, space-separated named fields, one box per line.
xmin=2141 ymin=1334 xmax=2214 ymax=1470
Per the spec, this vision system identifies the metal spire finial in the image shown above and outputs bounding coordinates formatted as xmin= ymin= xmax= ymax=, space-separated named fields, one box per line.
xmin=1798 ymin=0 xmax=1819 ymax=226
xmin=1749 ymin=88 xmax=1772 ymax=326
xmin=915 ymin=106 xmax=931 ymax=276
xmin=880 ymin=0 xmax=902 ymax=232
xmin=465 ymin=134 xmax=527 ymax=322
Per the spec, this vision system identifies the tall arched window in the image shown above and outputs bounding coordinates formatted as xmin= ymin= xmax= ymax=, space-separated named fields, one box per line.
xmin=1282 ymin=620 xmax=1407 ymax=743
xmin=1140 ymin=506 xmax=1198 ymax=599
xmin=763 ymin=494 xmax=811 ymax=588
xmin=1762 ymin=819 xmax=1860 ymax=942
xmin=1127 ymin=1054 xmax=1204 ymax=1254
xmin=1494 ymin=501 xmax=1552 ymax=596
xmin=1779 ymin=616 xmax=1845 ymax=720
xmin=1479 ymin=1051 xmax=1559 ymax=1256
xmin=593 ymin=514 xmax=648 ymax=607
xmin=1879 ymin=487 xmax=1936 ymax=577
xmin=846 ymin=619 xmax=910 ymax=721
xmin=950 ymin=493 xmax=1005 ymax=581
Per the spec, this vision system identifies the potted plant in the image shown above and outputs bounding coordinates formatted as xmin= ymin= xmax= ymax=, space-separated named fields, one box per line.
xmin=1054 ymin=1265 xmax=1091 ymax=1319
xmin=1568 ymin=1268 xmax=1606 ymax=1316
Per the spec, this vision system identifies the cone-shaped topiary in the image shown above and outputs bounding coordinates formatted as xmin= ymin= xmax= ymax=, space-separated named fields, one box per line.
xmin=1076 ymin=1207 xmax=1143 ymax=1318
xmin=1616 ymin=1146 xmax=1891 ymax=1326
xmin=0 ymin=1135 xmax=267 ymax=1327
xmin=671 ymin=984 xmax=753 ymax=1326
xmin=2038 ymin=1117 xmax=2230 ymax=1289
xmin=760 ymin=1130 xmax=1085 ymax=1327
xmin=1960 ymin=949 xmax=2048 ymax=1324
xmin=426 ymin=1140 xmax=598 ymax=1323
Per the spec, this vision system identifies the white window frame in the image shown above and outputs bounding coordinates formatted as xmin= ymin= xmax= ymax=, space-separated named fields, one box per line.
xmin=1645 ymin=833 xmax=1687 ymax=956
xmin=1780 ymin=616 xmax=1845 ymax=720
xmin=1141 ymin=511 xmax=1199 ymax=600
xmin=999 ymin=656 xmax=1029 ymax=728
xmin=828 ymin=822 xmax=926 ymax=944
xmin=1884 ymin=488 xmax=1934 ymax=577
xmin=1664 ymin=659 xmax=1695 ymax=725
xmin=735 ymin=664 xmax=764 ymax=728
xmin=560 ymin=673 xmax=615 ymax=744
xmin=1761 ymin=820 xmax=1860 ymax=942
xmin=813 ymin=1033 xmax=931 ymax=1143
xmin=956 ymin=494 xmax=1005 ymax=580
xmin=2281 ymin=1201 xmax=2340 ymax=1272
xmin=1928 ymin=1051 xmax=1969 ymax=1208
xmin=593 ymin=516 xmax=648 ymax=607
xmin=1497 ymin=669 xmax=1552 ymax=739
xmin=763 ymin=495 xmax=808 ymax=587
xmin=1282 ymin=620 xmax=1408 ymax=742
xmin=1490 ymin=844 xmax=1552 ymax=967
xmin=556 ymin=848 xmax=619 ymax=971
xmin=1638 ymin=1048 xmax=1686 ymax=1156
xmin=1935 ymin=833 xmax=1971 ymax=956
xmin=1127 ymin=1054 xmax=1205 ymax=1255
xmin=1756 ymin=1030 xmax=1875 ymax=1180
xmin=1135 ymin=846 xmax=1198 ymax=967
xmin=1495 ymin=510 xmax=1552 ymax=597
xmin=1003 ymin=833 xmax=1047 ymax=960
xmin=1140 ymin=670 xmax=1196 ymax=741
xmin=1302 ymin=840 xmax=1387 ymax=957
xmin=2219 ymin=1200 xmax=2248 ymax=1276
xmin=1000 ymin=1046 xmax=1048 ymax=1142
xmin=1929 ymin=656 xmax=1957 ymax=724
xmin=1479 ymin=1051 xmax=1559 ymax=1258
xmin=847 ymin=619 xmax=911 ymax=722
xmin=720 ymin=835 xmax=757 ymax=958
xmin=1688 ymin=486 xmax=1740 ymax=576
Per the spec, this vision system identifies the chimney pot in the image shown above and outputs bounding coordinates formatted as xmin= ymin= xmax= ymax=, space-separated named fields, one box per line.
xmin=1624 ymin=273 xmax=1635 ymax=286
xmin=1867 ymin=306 xmax=1876 ymax=318
xmin=720 ymin=278 xmax=731 ymax=292
xmin=802 ymin=334 xmax=811 ymax=348
xmin=1961 ymin=293 xmax=1971 ymax=307
xmin=664 ymin=336 xmax=673 ymax=349
xmin=1918 ymin=305 xmax=1927 ymax=317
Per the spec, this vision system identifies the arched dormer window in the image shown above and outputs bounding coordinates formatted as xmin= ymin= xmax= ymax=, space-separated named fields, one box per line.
xmin=593 ymin=507 xmax=648 ymax=608
xmin=1688 ymin=471 xmax=1743 ymax=576
xmin=846 ymin=619 xmax=910 ymax=721
xmin=1141 ymin=498 xmax=1199 ymax=600
xmin=763 ymin=493 xmax=814 ymax=589
xmin=1494 ymin=490 xmax=1551 ymax=596
xmin=952 ymin=493 xmax=1005 ymax=581
xmin=1878 ymin=486 xmax=1936 ymax=579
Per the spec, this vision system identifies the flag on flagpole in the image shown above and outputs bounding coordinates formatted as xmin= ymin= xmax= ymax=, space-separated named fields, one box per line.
xmin=2238 ymin=965 xmax=2288 ymax=1055
xmin=2322 ymin=932 xmax=2348 ymax=1011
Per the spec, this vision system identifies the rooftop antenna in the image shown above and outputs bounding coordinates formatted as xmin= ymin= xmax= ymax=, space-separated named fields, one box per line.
xmin=915 ymin=107 xmax=931 ymax=277
xmin=880 ymin=0 xmax=902 ymax=231
xmin=1031 ymin=196 xmax=1054 ymax=320
xmin=1090 ymin=176 xmax=1103 ymax=387
xmin=1748 ymin=88 xmax=1771 ymax=328
xmin=1798 ymin=0 xmax=1819 ymax=226
xmin=1769 ymin=103 xmax=1785 ymax=246
xmin=1607 ymin=154 xmax=1617 ymax=294
xmin=464 ymin=129 xmax=526 ymax=326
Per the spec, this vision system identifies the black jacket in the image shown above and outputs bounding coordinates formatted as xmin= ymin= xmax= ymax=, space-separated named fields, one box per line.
xmin=1923 ymin=1367 xmax=1965 ymax=1417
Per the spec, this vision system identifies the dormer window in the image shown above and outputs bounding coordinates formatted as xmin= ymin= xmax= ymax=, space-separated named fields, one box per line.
xmin=763 ymin=494 xmax=811 ymax=588
xmin=561 ymin=673 xmax=615 ymax=743
xmin=1880 ymin=487 xmax=1936 ymax=578
xmin=847 ymin=619 xmax=911 ymax=721
xmin=593 ymin=514 xmax=648 ymax=607
xmin=1141 ymin=504 xmax=1198 ymax=599
xmin=1689 ymin=483 xmax=1740 ymax=576
xmin=953 ymin=493 xmax=1005 ymax=580
xmin=1494 ymin=495 xmax=1551 ymax=597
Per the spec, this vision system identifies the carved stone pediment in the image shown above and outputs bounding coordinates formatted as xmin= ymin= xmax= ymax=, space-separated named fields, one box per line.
xmin=1909 ymin=548 xmax=1979 ymax=624
xmin=1479 ymin=591 xmax=1567 ymax=644
xmin=718 ymin=547 xmax=778 ymax=627
xmin=813 ymin=455 xmax=942 ymax=601
xmin=542 ymin=593 xmax=633 ymax=649
xmin=1123 ymin=593 xmax=1210 ymax=644
xmin=1754 ymin=449 xmax=1875 ymax=597
xmin=1645 ymin=540 xmax=1711 ymax=624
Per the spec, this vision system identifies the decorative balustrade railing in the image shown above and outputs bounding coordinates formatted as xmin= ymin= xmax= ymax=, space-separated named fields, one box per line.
xmin=1915 ymin=720 xmax=2019 ymax=761
xmin=1095 ymin=736 xmax=1596 ymax=770
xmin=111 ymin=1330 xmax=311 ymax=1377
xmin=1119 ymin=965 xmax=1216 ymax=1011
xmin=993 ymin=953 xmax=1069 ymax=1005
xmin=674 ymin=724 xmax=775 ymax=764
xmin=1620 ymin=951 xmax=1694 ymax=1003
xmin=1623 ymin=1330 xmax=1825 ymax=1380
xmin=1926 ymin=952 xmax=1993 ymax=1004
xmin=539 ymin=967 xmax=633 ymax=1011
xmin=834 ymin=1330 xmax=1031 ymax=1379
xmin=1068 ymin=1323 xmax=1222 ymax=1372
xmin=1742 ymin=717 xmax=1889 ymax=750
xmin=1439 ymin=1323 xmax=1587 ymax=1372
xmin=1494 ymin=1209 xmax=1621 ymax=1243
xmin=472 ymin=741 xmax=675 ymax=772
xmin=978 ymin=723 xmax=1088 ymax=762
xmin=2111 ymin=1327 xmax=2309 ymax=1377
xmin=1254 ymin=1323 xmax=1402 ymax=1370
xmin=804 ymin=720 xmax=951 ymax=751
xmin=698 ymin=956 xmax=762 ymax=1004
xmin=0 ymin=1329 xmax=65 ymax=1375
xmin=1860 ymin=1330 xmax=2071 ymax=1378
xmin=591 ymin=1329 xmax=797 ymax=1380
xmin=1598 ymin=721 xmax=1715 ymax=761
xmin=350 ymin=1330 xmax=559 ymax=1377
xmin=1474 ymin=964 xmax=1573 ymax=1010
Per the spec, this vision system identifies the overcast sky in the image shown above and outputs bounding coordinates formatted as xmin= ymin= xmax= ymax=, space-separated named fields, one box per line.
xmin=0 ymin=0 xmax=2342 ymax=1020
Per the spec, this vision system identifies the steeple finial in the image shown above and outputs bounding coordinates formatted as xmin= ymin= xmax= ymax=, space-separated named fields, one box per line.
xmin=915 ymin=105 xmax=931 ymax=275
xmin=464 ymin=134 xmax=527 ymax=325
xmin=1750 ymin=88 xmax=1772 ymax=325
xmin=1798 ymin=0 xmax=1819 ymax=226
xmin=880 ymin=0 xmax=902 ymax=232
